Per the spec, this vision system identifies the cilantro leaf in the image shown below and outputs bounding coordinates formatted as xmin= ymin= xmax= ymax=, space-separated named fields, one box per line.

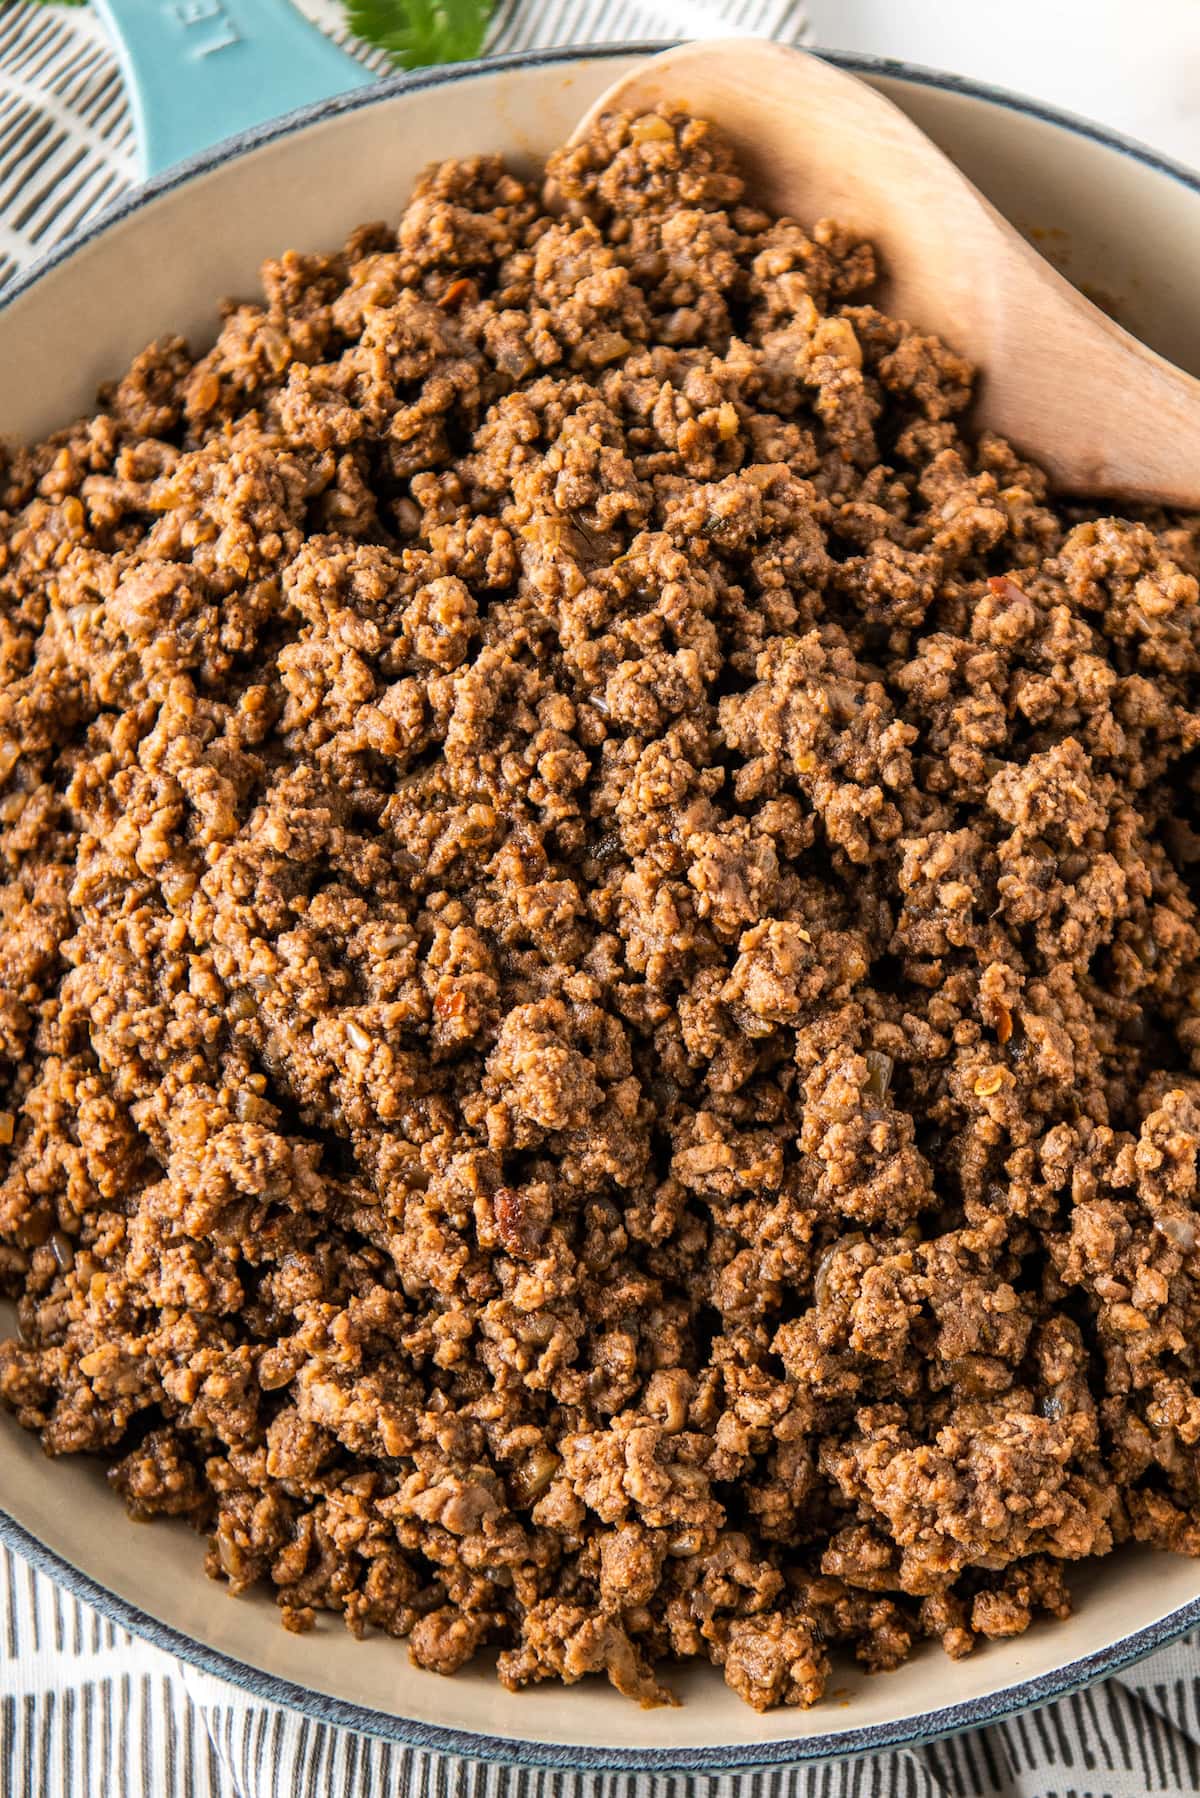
xmin=346 ymin=0 xmax=493 ymax=70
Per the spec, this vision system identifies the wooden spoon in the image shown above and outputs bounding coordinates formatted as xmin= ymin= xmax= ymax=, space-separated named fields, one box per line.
xmin=570 ymin=39 xmax=1200 ymax=507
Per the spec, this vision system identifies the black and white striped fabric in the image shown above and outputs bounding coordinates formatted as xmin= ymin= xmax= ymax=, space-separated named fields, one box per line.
xmin=6 ymin=1540 xmax=1200 ymax=1798
xmin=5 ymin=2 xmax=1200 ymax=1794
xmin=0 ymin=0 xmax=811 ymax=287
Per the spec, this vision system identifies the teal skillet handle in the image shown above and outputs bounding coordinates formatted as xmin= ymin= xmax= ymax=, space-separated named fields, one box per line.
xmin=94 ymin=0 xmax=375 ymax=179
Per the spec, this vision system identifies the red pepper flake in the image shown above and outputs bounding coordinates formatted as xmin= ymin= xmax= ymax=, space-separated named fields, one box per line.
xmin=438 ymin=278 xmax=475 ymax=311
xmin=494 ymin=1187 xmax=543 ymax=1260
xmin=988 ymin=574 xmax=1026 ymax=602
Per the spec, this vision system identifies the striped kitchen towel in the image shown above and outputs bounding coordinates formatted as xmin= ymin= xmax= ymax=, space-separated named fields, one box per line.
xmin=0 ymin=0 xmax=811 ymax=287
xmin=6 ymin=1539 xmax=1200 ymax=1798
xmin=5 ymin=2 xmax=1200 ymax=1796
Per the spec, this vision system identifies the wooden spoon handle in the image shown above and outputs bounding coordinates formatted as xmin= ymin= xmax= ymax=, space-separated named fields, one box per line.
xmin=968 ymin=205 xmax=1200 ymax=507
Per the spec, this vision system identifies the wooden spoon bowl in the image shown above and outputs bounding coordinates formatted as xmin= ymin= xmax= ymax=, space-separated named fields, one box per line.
xmin=571 ymin=40 xmax=1200 ymax=506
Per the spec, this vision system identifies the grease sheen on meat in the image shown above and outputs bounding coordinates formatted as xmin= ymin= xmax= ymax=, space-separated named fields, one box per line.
xmin=2 ymin=111 xmax=1200 ymax=1712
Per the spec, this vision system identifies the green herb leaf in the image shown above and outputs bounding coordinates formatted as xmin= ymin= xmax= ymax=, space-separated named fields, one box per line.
xmin=346 ymin=0 xmax=492 ymax=70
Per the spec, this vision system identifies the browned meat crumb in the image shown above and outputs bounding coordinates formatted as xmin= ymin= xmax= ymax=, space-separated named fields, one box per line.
xmin=2 ymin=108 xmax=1200 ymax=1713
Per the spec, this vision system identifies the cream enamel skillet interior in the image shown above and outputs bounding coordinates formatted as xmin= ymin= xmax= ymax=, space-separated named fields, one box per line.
xmin=3 ymin=47 xmax=1200 ymax=1773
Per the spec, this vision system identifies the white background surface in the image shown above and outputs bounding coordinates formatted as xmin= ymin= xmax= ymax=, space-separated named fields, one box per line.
xmin=807 ymin=0 xmax=1200 ymax=167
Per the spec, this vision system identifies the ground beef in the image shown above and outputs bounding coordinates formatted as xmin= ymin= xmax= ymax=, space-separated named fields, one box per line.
xmin=1 ymin=108 xmax=1200 ymax=1713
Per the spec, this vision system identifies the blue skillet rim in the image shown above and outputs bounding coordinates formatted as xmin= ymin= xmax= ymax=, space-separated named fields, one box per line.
xmin=3 ymin=39 xmax=1200 ymax=1773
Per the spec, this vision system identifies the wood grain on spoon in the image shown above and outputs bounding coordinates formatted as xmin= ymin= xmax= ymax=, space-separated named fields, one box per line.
xmin=570 ymin=40 xmax=1200 ymax=507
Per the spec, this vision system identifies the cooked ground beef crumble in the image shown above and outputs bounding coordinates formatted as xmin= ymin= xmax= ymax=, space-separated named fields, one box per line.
xmin=2 ymin=108 xmax=1200 ymax=1713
